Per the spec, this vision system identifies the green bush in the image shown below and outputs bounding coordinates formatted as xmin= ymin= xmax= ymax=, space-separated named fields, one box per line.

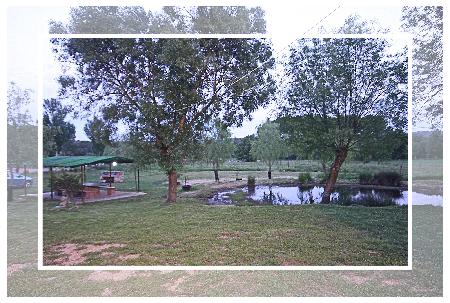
xmin=53 ymin=172 xmax=83 ymax=204
xmin=283 ymin=168 xmax=298 ymax=172
xmin=298 ymin=172 xmax=312 ymax=184
xmin=358 ymin=172 xmax=374 ymax=185
xmin=373 ymin=171 xmax=403 ymax=187
xmin=315 ymin=172 xmax=328 ymax=183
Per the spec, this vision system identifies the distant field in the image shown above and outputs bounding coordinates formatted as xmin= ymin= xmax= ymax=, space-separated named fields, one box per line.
xmin=26 ymin=159 xmax=445 ymax=197
xmin=412 ymin=159 xmax=443 ymax=180
xmin=41 ymin=159 xmax=409 ymax=193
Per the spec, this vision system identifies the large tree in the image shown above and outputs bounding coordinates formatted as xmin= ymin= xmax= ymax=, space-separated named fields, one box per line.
xmin=49 ymin=6 xmax=266 ymax=34
xmin=250 ymin=121 xmax=285 ymax=179
xmin=402 ymin=6 xmax=443 ymax=129
xmin=84 ymin=116 xmax=115 ymax=156
xmin=205 ymin=120 xmax=234 ymax=182
xmin=43 ymin=98 xmax=76 ymax=156
xmin=7 ymin=82 xmax=38 ymax=171
xmin=284 ymin=38 xmax=407 ymax=203
xmin=54 ymin=38 xmax=275 ymax=202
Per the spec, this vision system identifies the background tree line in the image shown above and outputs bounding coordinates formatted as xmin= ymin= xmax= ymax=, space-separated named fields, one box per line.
xmin=54 ymin=126 xmax=444 ymax=162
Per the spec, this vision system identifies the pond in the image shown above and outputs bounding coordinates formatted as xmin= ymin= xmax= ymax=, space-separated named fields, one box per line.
xmin=208 ymin=185 xmax=443 ymax=207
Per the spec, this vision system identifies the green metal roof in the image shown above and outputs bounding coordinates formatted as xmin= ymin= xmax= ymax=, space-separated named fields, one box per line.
xmin=43 ymin=156 xmax=134 ymax=167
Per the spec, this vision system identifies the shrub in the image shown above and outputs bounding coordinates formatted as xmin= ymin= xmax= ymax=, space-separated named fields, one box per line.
xmin=298 ymin=172 xmax=312 ymax=184
xmin=52 ymin=172 xmax=83 ymax=206
xmin=247 ymin=176 xmax=256 ymax=187
xmin=373 ymin=171 xmax=402 ymax=187
xmin=358 ymin=172 xmax=374 ymax=185
xmin=283 ymin=168 xmax=298 ymax=172
xmin=315 ymin=172 xmax=328 ymax=183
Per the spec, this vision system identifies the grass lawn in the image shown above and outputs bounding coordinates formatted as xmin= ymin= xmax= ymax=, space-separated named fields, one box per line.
xmin=8 ymin=159 xmax=443 ymax=296
xmin=43 ymin=160 xmax=409 ymax=266
xmin=43 ymin=197 xmax=408 ymax=266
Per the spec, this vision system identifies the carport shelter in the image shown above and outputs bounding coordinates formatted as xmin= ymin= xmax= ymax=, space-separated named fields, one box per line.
xmin=43 ymin=156 xmax=138 ymax=199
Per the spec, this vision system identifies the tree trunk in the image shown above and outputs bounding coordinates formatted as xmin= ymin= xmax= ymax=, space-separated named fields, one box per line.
xmin=322 ymin=148 xmax=348 ymax=204
xmin=214 ymin=169 xmax=219 ymax=182
xmin=268 ymin=169 xmax=272 ymax=179
xmin=167 ymin=169 xmax=177 ymax=203
xmin=321 ymin=160 xmax=328 ymax=176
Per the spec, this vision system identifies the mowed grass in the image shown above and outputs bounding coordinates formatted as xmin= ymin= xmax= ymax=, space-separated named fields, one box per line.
xmin=43 ymin=192 xmax=408 ymax=266
xmin=10 ymin=196 xmax=441 ymax=296
xmin=42 ymin=160 xmax=410 ymax=266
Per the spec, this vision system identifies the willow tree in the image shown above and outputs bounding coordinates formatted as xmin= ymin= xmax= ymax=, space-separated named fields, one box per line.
xmin=205 ymin=120 xmax=234 ymax=182
xmin=250 ymin=121 xmax=285 ymax=179
xmin=54 ymin=38 xmax=275 ymax=202
xmin=402 ymin=6 xmax=443 ymax=128
xmin=284 ymin=38 xmax=407 ymax=203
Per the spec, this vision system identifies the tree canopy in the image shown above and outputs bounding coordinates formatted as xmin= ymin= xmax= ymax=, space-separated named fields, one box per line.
xmin=402 ymin=6 xmax=443 ymax=129
xmin=84 ymin=116 xmax=115 ymax=156
xmin=54 ymin=38 xmax=275 ymax=202
xmin=251 ymin=121 xmax=285 ymax=179
xmin=43 ymin=98 xmax=76 ymax=156
xmin=49 ymin=6 xmax=266 ymax=34
xmin=7 ymin=82 xmax=37 ymax=169
xmin=283 ymin=38 xmax=407 ymax=202
xmin=233 ymin=135 xmax=256 ymax=162
xmin=205 ymin=120 xmax=234 ymax=182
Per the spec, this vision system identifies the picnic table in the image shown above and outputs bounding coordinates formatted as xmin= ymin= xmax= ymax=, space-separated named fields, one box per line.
xmin=83 ymin=182 xmax=116 ymax=197
xmin=82 ymin=182 xmax=103 ymax=199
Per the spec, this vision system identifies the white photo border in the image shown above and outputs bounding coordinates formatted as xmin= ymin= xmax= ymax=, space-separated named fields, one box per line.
xmin=38 ymin=32 xmax=413 ymax=271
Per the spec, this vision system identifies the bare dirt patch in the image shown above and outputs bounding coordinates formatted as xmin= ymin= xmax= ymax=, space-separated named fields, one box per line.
xmin=45 ymin=243 xmax=126 ymax=266
xmin=382 ymin=279 xmax=402 ymax=286
xmin=88 ymin=270 xmax=136 ymax=282
xmin=7 ymin=263 xmax=33 ymax=276
xmin=163 ymin=275 xmax=187 ymax=293
xmin=412 ymin=180 xmax=443 ymax=195
xmin=101 ymin=288 xmax=113 ymax=296
xmin=117 ymin=254 xmax=141 ymax=261
xmin=342 ymin=273 xmax=370 ymax=285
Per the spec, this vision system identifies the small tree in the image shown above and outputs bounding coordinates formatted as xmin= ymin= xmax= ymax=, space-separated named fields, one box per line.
xmin=234 ymin=135 xmax=256 ymax=162
xmin=251 ymin=121 xmax=284 ymax=179
xmin=205 ymin=121 xmax=234 ymax=182
xmin=52 ymin=172 xmax=83 ymax=207
xmin=43 ymin=98 xmax=76 ymax=156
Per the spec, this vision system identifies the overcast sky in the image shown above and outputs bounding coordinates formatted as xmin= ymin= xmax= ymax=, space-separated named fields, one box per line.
xmin=8 ymin=4 xmax=416 ymax=141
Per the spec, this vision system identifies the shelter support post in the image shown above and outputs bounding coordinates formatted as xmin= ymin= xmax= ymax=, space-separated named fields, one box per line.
xmin=24 ymin=164 xmax=27 ymax=196
xmin=137 ymin=168 xmax=140 ymax=192
xmin=134 ymin=167 xmax=137 ymax=192
xmin=109 ymin=163 xmax=112 ymax=187
xmin=50 ymin=167 xmax=53 ymax=200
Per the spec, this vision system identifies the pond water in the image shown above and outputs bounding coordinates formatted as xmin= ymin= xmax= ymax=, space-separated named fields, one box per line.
xmin=208 ymin=185 xmax=443 ymax=207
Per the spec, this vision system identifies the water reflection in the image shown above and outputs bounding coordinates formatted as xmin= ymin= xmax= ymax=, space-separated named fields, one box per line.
xmin=208 ymin=185 xmax=438 ymax=207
